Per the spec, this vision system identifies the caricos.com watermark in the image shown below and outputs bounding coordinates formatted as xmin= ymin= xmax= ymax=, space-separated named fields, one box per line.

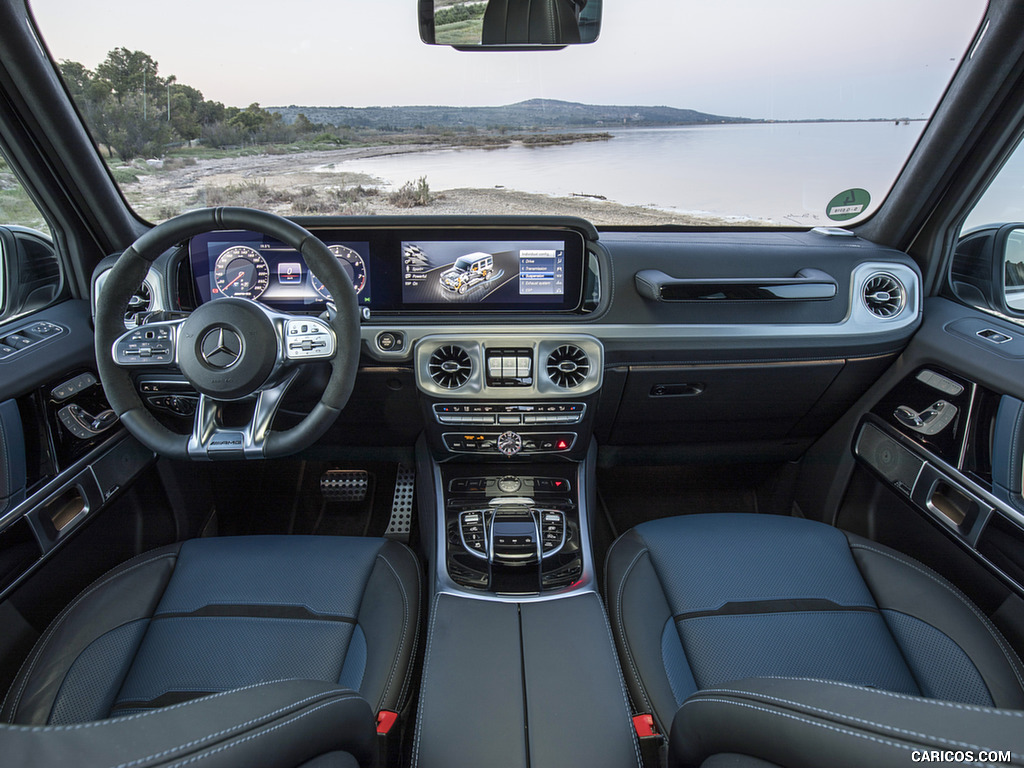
xmin=911 ymin=750 xmax=1012 ymax=763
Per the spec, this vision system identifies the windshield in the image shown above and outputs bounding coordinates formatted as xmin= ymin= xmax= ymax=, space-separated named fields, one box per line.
xmin=28 ymin=0 xmax=987 ymax=229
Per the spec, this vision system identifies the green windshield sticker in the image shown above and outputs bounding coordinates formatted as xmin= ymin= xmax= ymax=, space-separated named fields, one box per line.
xmin=827 ymin=188 xmax=871 ymax=221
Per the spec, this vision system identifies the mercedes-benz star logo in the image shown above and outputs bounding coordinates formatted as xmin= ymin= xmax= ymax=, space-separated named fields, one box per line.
xmin=200 ymin=327 xmax=242 ymax=369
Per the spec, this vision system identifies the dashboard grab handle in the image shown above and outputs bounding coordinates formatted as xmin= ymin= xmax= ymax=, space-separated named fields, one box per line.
xmin=634 ymin=268 xmax=838 ymax=302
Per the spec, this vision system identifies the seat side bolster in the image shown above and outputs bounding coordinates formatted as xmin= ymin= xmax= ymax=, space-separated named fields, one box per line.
xmin=355 ymin=539 xmax=421 ymax=714
xmin=1 ymin=679 xmax=375 ymax=768
xmin=1 ymin=544 xmax=182 ymax=725
xmin=846 ymin=533 xmax=1024 ymax=708
xmin=668 ymin=677 xmax=1024 ymax=768
xmin=605 ymin=530 xmax=685 ymax=734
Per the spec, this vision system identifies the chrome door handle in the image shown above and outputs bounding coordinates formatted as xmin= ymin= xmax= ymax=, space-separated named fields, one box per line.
xmin=894 ymin=400 xmax=957 ymax=436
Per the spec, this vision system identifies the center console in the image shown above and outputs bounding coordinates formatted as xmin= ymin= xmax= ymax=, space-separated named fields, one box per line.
xmin=415 ymin=332 xmax=603 ymax=597
xmin=442 ymin=466 xmax=585 ymax=594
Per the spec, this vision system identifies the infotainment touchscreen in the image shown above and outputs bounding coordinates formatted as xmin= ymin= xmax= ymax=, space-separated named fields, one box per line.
xmin=400 ymin=239 xmax=577 ymax=308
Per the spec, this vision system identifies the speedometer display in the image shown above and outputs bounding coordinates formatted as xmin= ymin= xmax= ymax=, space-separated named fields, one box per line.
xmin=213 ymin=245 xmax=270 ymax=299
xmin=311 ymin=244 xmax=367 ymax=300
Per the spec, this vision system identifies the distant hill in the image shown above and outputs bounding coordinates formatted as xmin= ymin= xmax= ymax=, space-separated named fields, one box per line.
xmin=269 ymin=98 xmax=753 ymax=130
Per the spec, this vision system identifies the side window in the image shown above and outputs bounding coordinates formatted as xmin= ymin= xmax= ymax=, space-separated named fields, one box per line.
xmin=952 ymin=138 xmax=1024 ymax=320
xmin=0 ymin=152 xmax=62 ymax=320
xmin=0 ymin=153 xmax=51 ymax=238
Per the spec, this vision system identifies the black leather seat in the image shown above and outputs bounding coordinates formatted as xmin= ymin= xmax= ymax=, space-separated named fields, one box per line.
xmin=1 ymin=535 xmax=420 ymax=767
xmin=605 ymin=513 xmax=1024 ymax=767
xmin=482 ymin=0 xmax=582 ymax=45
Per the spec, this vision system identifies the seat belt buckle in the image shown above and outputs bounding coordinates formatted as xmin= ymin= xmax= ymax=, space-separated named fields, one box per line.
xmin=632 ymin=714 xmax=664 ymax=768
xmin=376 ymin=709 xmax=399 ymax=735
xmin=633 ymin=714 xmax=657 ymax=738
xmin=376 ymin=710 xmax=401 ymax=768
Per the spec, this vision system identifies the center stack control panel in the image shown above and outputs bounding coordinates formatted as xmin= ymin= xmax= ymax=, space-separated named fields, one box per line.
xmin=414 ymin=334 xmax=603 ymax=460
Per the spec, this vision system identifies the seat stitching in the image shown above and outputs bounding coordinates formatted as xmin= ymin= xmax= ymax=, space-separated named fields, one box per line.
xmin=614 ymin=546 xmax=656 ymax=718
xmin=131 ymin=694 xmax=361 ymax=768
xmin=8 ymin=681 xmax=344 ymax=732
xmin=748 ymin=677 xmax=1024 ymax=717
xmin=394 ymin=544 xmax=422 ymax=710
xmin=411 ymin=592 xmax=442 ymax=768
xmin=678 ymin=698 xmax=950 ymax=758
xmin=694 ymin=687 xmax=1020 ymax=756
xmin=2 ymin=551 xmax=179 ymax=719
xmin=850 ymin=542 xmax=1024 ymax=694
xmin=374 ymin=551 xmax=410 ymax=712
xmin=587 ymin=591 xmax=645 ymax=768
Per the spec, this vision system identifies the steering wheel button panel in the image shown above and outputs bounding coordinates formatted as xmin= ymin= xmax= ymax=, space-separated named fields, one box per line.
xmin=114 ymin=325 xmax=176 ymax=365
xmin=284 ymin=318 xmax=336 ymax=360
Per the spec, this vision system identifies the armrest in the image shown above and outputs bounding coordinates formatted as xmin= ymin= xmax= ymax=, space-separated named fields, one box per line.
xmin=669 ymin=677 xmax=1023 ymax=768
xmin=1 ymin=680 xmax=375 ymax=768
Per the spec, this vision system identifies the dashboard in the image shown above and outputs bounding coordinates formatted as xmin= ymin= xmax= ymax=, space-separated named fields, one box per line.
xmin=88 ymin=219 xmax=928 ymax=466
xmin=187 ymin=227 xmax=588 ymax=314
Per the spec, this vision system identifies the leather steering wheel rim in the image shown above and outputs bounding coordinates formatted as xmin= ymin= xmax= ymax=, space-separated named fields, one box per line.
xmin=95 ymin=207 xmax=360 ymax=460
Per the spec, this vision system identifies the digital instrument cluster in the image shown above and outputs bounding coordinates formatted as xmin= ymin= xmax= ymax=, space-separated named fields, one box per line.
xmin=190 ymin=232 xmax=371 ymax=311
xmin=188 ymin=227 xmax=587 ymax=314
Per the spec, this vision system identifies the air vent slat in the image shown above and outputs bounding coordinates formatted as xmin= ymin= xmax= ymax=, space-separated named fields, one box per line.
xmin=863 ymin=272 xmax=906 ymax=319
xmin=124 ymin=283 xmax=153 ymax=328
xmin=546 ymin=345 xmax=590 ymax=389
xmin=428 ymin=345 xmax=473 ymax=389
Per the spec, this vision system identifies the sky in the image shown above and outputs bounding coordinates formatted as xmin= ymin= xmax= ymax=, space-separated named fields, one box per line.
xmin=28 ymin=0 xmax=988 ymax=121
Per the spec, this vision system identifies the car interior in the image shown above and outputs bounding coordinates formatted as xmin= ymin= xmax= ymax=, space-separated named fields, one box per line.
xmin=2 ymin=0 xmax=1024 ymax=766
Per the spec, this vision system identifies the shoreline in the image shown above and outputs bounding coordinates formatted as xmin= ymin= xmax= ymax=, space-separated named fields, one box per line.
xmin=122 ymin=143 xmax=771 ymax=227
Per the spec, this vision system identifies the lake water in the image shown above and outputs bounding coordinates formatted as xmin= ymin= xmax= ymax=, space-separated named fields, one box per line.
xmin=336 ymin=122 xmax=925 ymax=225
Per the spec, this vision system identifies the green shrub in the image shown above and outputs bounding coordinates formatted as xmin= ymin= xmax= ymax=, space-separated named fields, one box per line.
xmin=435 ymin=3 xmax=486 ymax=25
xmin=389 ymin=176 xmax=432 ymax=208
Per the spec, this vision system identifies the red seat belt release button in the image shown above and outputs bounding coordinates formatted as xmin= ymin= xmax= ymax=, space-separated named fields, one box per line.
xmin=633 ymin=713 xmax=658 ymax=738
xmin=377 ymin=710 xmax=399 ymax=735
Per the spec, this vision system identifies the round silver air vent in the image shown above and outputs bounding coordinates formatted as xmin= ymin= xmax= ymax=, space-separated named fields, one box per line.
xmin=428 ymin=345 xmax=473 ymax=389
xmin=124 ymin=282 xmax=153 ymax=327
xmin=546 ymin=344 xmax=590 ymax=389
xmin=862 ymin=272 xmax=906 ymax=319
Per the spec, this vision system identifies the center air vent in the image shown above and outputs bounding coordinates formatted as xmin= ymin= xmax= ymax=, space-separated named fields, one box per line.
xmin=863 ymin=272 xmax=906 ymax=319
xmin=546 ymin=344 xmax=590 ymax=388
xmin=428 ymin=345 xmax=473 ymax=389
xmin=124 ymin=282 xmax=153 ymax=328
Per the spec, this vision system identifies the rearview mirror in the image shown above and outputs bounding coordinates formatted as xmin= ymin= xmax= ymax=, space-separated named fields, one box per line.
xmin=419 ymin=0 xmax=601 ymax=49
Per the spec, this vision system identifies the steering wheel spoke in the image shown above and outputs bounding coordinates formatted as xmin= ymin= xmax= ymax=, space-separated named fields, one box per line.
xmin=112 ymin=319 xmax=184 ymax=368
xmin=186 ymin=370 xmax=300 ymax=459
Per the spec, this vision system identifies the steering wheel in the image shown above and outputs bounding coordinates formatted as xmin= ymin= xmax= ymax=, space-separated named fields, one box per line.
xmin=95 ymin=207 xmax=360 ymax=460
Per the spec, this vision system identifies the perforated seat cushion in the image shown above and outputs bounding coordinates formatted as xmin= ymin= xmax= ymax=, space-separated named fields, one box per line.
xmin=605 ymin=514 xmax=1024 ymax=733
xmin=2 ymin=535 xmax=421 ymax=726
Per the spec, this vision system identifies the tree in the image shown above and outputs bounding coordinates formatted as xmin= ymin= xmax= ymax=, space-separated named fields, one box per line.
xmin=294 ymin=113 xmax=317 ymax=135
xmin=228 ymin=102 xmax=270 ymax=134
xmin=95 ymin=48 xmax=161 ymax=105
xmin=168 ymin=83 xmax=206 ymax=143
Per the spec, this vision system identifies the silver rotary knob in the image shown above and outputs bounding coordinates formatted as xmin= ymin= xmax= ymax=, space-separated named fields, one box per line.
xmin=497 ymin=431 xmax=523 ymax=457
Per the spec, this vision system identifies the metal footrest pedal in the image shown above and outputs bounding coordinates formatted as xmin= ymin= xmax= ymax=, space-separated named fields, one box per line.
xmin=320 ymin=470 xmax=369 ymax=503
xmin=385 ymin=464 xmax=415 ymax=541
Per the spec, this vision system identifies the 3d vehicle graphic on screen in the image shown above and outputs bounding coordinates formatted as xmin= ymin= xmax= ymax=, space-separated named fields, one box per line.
xmin=439 ymin=252 xmax=502 ymax=294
